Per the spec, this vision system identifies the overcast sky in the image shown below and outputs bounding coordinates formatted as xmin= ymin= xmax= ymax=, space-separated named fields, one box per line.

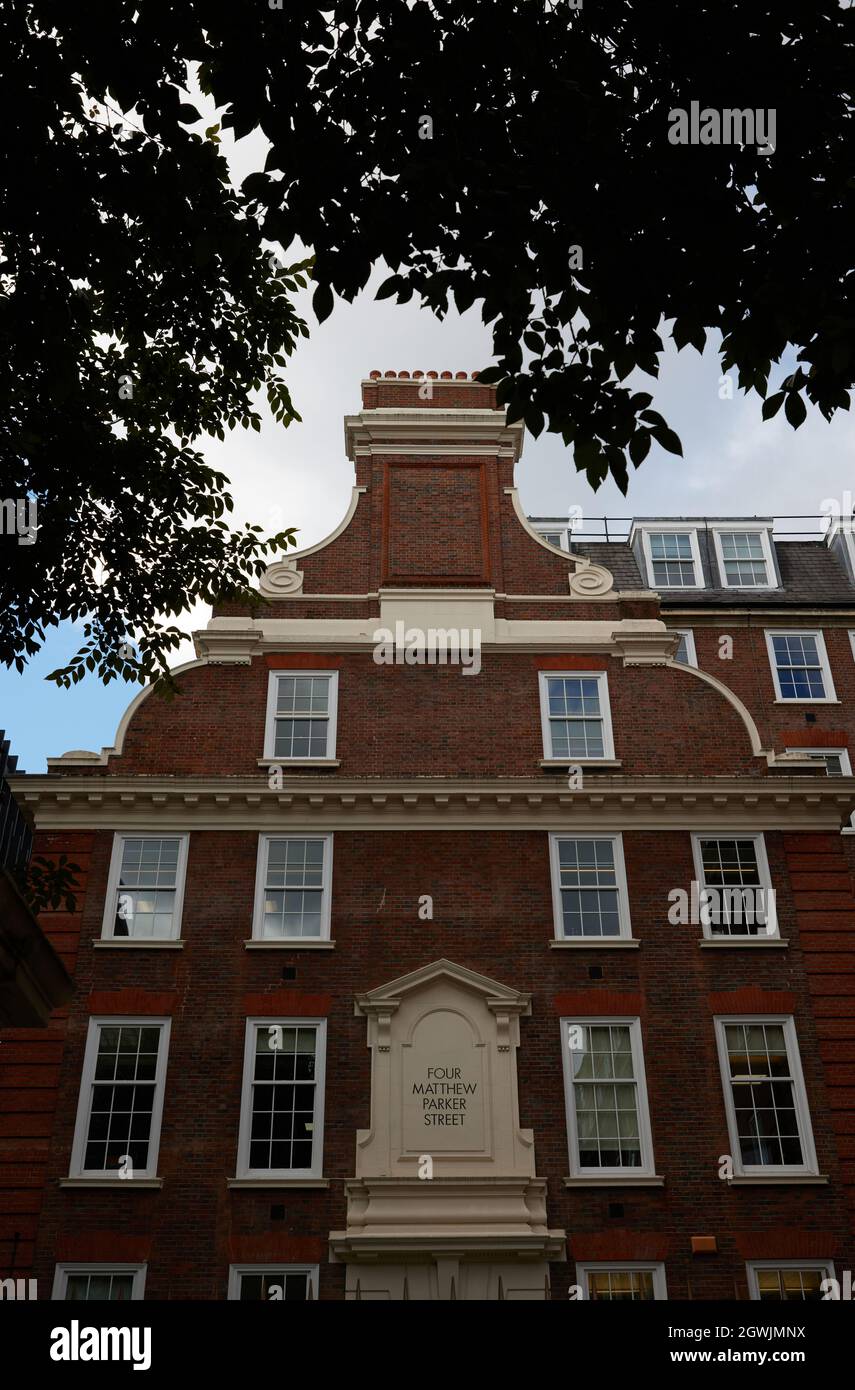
xmin=3 ymin=115 xmax=854 ymax=772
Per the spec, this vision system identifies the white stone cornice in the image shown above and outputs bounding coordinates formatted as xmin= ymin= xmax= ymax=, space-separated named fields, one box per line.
xmin=344 ymin=409 xmax=524 ymax=461
xmin=192 ymin=612 xmax=694 ymax=660
xmin=498 ymin=590 xmax=659 ymax=603
xmin=12 ymin=775 xmax=855 ymax=831
xmin=612 ymin=625 xmax=680 ymax=665
xmin=193 ymin=625 xmax=263 ymax=664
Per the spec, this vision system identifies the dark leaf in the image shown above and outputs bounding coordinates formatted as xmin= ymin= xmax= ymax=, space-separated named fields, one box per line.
xmin=784 ymin=392 xmax=807 ymax=429
xmin=313 ymin=283 xmax=334 ymax=323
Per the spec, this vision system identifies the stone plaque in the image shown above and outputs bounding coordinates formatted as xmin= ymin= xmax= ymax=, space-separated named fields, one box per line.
xmin=402 ymin=1008 xmax=486 ymax=1152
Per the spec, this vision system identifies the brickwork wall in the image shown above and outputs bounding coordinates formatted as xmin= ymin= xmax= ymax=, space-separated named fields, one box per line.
xmin=0 ymin=832 xmax=93 ymax=1278
xmin=63 ymin=651 xmax=758 ymax=781
xmin=20 ymin=827 xmax=855 ymax=1298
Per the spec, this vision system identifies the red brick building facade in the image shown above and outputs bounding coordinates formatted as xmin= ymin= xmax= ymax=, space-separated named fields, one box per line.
xmin=4 ymin=371 xmax=855 ymax=1301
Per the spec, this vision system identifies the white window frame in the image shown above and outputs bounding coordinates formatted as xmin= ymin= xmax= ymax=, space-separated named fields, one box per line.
xmin=561 ymin=1017 xmax=656 ymax=1179
xmin=534 ymin=525 xmax=570 ymax=551
xmin=100 ymin=832 xmax=189 ymax=942
xmin=575 ymin=1262 xmax=667 ymax=1301
xmin=236 ymin=1018 xmax=327 ymax=1180
xmin=227 ymin=1264 xmax=319 ymax=1301
xmin=714 ymin=1015 xmax=818 ymax=1178
xmin=639 ymin=524 xmax=704 ymax=590
xmin=263 ymin=670 xmax=339 ymax=761
xmin=671 ymin=628 xmax=697 ymax=667
xmin=51 ymin=1264 xmax=147 ymax=1301
xmin=711 ymin=524 xmax=778 ymax=590
xmin=849 ymin=630 xmax=855 ymax=664
xmin=549 ymin=833 xmax=633 ymax=941
xmin=690 ymin=832 xmax=777 ymax=940
xmin=746 ymin=1260 xmax=835 ymax=1302
xmin=765 ymin=629 xmax=836 ymax=703
xmin=69 ymin=1018 xmax=172 ymax=1180
xmin=251 ymin=833 xmax=333 ymax=942
xmin=785 ymin=747 xmax=852 ymax=777
xmin=538 ymin=671 xmax=615 ymax=762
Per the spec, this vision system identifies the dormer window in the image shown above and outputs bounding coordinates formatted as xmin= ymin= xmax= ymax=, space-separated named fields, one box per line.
xmin=530 ymin=520 xmax=571 ymax=551
xmin=712 ymin=526 xmax=776 ymax=589
xmin=649 ymin=532 xmax=696 ymax=586
xmin=638 ymin=527 xmax=703 ymax=589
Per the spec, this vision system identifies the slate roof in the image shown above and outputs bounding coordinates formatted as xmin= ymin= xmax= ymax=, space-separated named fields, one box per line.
xmin=571 ymin=541 xmax=645 ymax=590
xmin=566 ymin=538 xmax=855 ymax=606
xmin=673 ymin=540 xmax=855 ymax=607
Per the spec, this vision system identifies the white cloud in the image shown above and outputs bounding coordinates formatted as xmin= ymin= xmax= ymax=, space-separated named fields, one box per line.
xmin=165 ymin=80 xmax=854 ymax=640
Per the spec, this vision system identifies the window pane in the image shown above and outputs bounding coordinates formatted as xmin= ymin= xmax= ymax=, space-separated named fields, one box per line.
xmin=558 ymin=839 xmax=621 ymax=937
xmin=756 ymin=1268 xmax=826 ymax=1301
xmin=588 ymin=1270 xmax=656 ymax=1301
xmin=273 ymin=676 xmax=331 ymax=754
xmin=65 ymin=1272 xmax=136 ymax=1301
xmin=114 ymin=838 xmax=180 ymax=938
xmin=263 ymin=840 xmax=326 ymax=937
xmin=85 ymin=1027 xmax=159 ymax=1172
xmin=274 ymin=718 xmax=329 ymax=759
xmin=276 ymin=676 xmax=330 ymax=715
xmin=239 ymin=1270 xmax=309 ymax=1301
xmin=674 ymin=633 xmax=690 ymax=664
xmin=772 ymin=634 xmax=826 ymax=699
xmin=699 ymin=839 xmax=768 ymax=936
xmin=547 ymin=678 xmax=605 ymax=758
xmin=720 ymin=532 xmax=769 ymax=586
xmin=118 ymin=839 xmax=179 ymax=889
xmin=250 ymin=1027 xmax=317 ymax=1170
xmin=649 ymin=533 xmax=696 ymax=586
xmin=571 ymin=1025 xmax=642 ymax=1168
xmin=724 ymin=1023 xmax=803 ymax=1168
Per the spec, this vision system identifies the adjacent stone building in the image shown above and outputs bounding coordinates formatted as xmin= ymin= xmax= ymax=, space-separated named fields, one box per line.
xmin=4 ymin=370 xmax=855 ymax=1301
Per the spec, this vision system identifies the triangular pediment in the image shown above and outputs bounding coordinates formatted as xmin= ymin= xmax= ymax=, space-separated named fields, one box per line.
xmin=355 ymin=958 xmax=530 ymax=1017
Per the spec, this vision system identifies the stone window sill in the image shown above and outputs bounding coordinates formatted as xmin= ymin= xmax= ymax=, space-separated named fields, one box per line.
xmin=257 ymin=758 xmax=341 ymax=768
xmin=227 ymin=1178 xmax=331 ymax=1189
xmin=60 ymin=1178 xmax=163 ymax=1189
xmin=698 ymin=938 xmax=788 ymax=949
xmin=727 ymin=1174 xmax=828 ymax=1186
xmin=773 ymin=699 xmax=840 ymax=706
xmin=93 ymin=939 xmax=184 ymax=950
xmin=550 ymin=939 xmax=640 ymax=949
xmin=563 ymin=1176 xmax=665 ymax=1189
xmin=244 ymin=940 xmax=335 ymax=950
xmin=539 ymin=759 xmax=622 ymax=770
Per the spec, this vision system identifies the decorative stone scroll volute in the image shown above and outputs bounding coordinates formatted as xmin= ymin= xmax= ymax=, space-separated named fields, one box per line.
xmin=329 ymin=960 xmax=566 ymax=1295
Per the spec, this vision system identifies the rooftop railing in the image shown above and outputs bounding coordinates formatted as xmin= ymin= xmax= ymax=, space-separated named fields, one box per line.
xmin=526 ymin=516 xmax=851 ymax=544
